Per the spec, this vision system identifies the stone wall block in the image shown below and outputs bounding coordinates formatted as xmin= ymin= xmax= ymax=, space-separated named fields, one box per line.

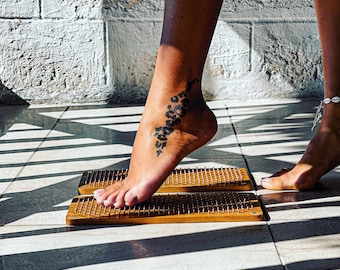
xmin=107 ymin=20 xmax=161 ymax=103
xmin=253 ymin=22 xmax=323 ymax=98
xmin=219 ymin=0 xmax=316 ymax=20
xmin=223 ymin=0 xmax=314 ymax=10
xmin=202 ymin=21 xmax=251 ymax=99
xmin=0 ymin=0 xmax=40 ymax=18
xmin=103 ymin=0 xmax=164 ymax=19
xmin=205 ymin=22 xmax=251 ymax=80
xmin=42 ymin=0 xmax=102 ymax=19
xmin=0 ymin=20 xmax=108 ymax=103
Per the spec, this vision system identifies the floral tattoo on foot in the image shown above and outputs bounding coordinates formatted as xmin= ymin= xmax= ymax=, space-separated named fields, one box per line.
xmin=154 ymin=79 xmax=199 ymax=156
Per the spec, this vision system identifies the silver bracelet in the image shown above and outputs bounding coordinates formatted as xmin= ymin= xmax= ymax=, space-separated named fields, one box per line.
xmin=311 ymin=96 xmax=340 ymax=131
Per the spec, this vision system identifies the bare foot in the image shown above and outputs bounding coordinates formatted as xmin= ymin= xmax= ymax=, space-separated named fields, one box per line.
xmin=262 ymin=125 xmax=340 ymax=190
xmin=94 ymin=79 xmax=217 ymax=207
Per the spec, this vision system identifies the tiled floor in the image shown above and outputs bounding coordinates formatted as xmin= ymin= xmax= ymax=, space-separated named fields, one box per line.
xmin=0 ymin=99 xmax=339 ymax=270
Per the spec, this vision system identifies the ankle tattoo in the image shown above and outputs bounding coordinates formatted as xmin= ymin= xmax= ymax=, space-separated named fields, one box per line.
xmin=154 ymin=78 xmax=200 ymax=156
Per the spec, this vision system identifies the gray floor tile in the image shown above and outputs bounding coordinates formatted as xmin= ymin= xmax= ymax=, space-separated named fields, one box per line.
xmin=0 ymin=223 xmax=281 ymax=270
xmin=260 ymin=187 xmax=340 ymax=220
xmin=269 ymin=218 xmax=340 ymax=270
xmin=1 ymin=99 xmax=339 ymax=270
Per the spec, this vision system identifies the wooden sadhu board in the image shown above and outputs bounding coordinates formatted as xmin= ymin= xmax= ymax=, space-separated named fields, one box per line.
xmin=77 ymin=167 xmax=252 ymax=195
xmin=66 ymin=192 xmax=263 ymax=225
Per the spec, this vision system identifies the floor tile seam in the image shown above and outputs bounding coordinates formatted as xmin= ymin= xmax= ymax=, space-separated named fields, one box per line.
xmin=23 ymin=105 xmax=71 ymax=161
xmin=220 ymin=102 xmax=284 ymax=233
xmin=222 ymin=102 xmax=242 ymax=152
xmin=222 ymin=102 xmax=268 ymax=225
xmin=266 ymin=221 xmax=287 ymax=269
xmin=264 ymin=217 xmax=340 ymax=268
xmin=1 ymin=106 xmax=71 ymax=195
xmin=223 ymin=103 xmax=256 ymax=193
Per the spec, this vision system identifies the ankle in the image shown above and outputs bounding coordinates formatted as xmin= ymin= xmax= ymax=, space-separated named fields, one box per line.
xmin=148 ymin=77 xmax=205 ymax=106
xmin=321 ymin=107 xmax=340 ymax=132
xmin=312 ymin=96 xmax=340 ymax=131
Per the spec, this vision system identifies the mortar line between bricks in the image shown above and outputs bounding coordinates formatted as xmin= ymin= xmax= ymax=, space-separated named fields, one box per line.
xmin=0 ymin=17 xmax=105 ymax=22
xmin=219 ymin=18 xmax=317 ymax=23
xmin=104 ymin=17 xmax=317 ymax=24
xmin=103 ymin=21 xmax=108 ymax=86
xmin=0 ymin=17 xmax=315 ymax=23
xmin=38 ymin=0 xmax=42 ymax=19
xmin=0 ymin=16 xmax=38 ymax=20
xmin=249 ymin=22 xmax=254 ymax=72
xmin=105 ymin=17 xmax=163 ymax=22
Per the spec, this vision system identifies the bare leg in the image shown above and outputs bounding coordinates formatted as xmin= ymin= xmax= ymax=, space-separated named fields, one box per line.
xmin=262 ymin=0 xmax=340 ymax=190
xmin=94 ymin=0 xmax=222 ymax=207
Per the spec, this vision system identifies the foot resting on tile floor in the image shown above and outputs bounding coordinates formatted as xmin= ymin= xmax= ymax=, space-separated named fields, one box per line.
xmin=262 ymin=0 xmax=340 ymax=190
xmin=262 ymin=120 xmax=340 ymax=190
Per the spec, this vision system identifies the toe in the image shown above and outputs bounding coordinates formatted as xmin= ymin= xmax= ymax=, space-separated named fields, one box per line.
xmin=93 ymin=189 xmax=104 ymax=198
xmin=93 ymin=189 xmax=106 ymax=204
xmin=94 ymin=182 xmax=124 ymax=205
xmin=124 ymin=190 xmax=139 ymax=207
xmin=261 ymin=168 xmax=293 ymax=190
xmin=102 ymin=190 xmax=120 ymax=207
xmin=261 ymin=177 xmax=280 ymax=190
xmin=261 ymin=175 xmax=295 ymax=190
xmin=113 ymin=190 xmax=129 ymax=208
xmin=124 ymin=185 xmax=152 ymax=207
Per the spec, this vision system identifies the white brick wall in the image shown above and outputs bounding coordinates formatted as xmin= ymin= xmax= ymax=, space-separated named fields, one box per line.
xmin=0 ymin=0 xmax=322 ymax=104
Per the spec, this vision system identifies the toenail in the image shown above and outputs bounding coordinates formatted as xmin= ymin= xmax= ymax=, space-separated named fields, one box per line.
xmin=93 ymin=189 xmax=104 ymax=195
xmin=261 ymin=177 xmax=272 ymax=183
